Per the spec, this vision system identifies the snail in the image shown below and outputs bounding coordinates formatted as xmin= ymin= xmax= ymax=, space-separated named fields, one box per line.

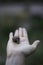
xmin=12 ymin=37 xmax=20 ymax=44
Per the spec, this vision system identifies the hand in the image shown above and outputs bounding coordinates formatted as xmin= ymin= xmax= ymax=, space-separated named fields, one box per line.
xmin=7 ymin=27 xmax=40 ymax=56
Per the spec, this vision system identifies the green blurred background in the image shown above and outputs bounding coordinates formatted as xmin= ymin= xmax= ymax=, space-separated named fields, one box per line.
xmin=0 ymin=2 xmax=43 ymax=65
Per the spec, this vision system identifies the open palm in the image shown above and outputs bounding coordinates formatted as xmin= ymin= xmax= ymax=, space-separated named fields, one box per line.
xmin=7 ymin=27 xmax=40 ymax=57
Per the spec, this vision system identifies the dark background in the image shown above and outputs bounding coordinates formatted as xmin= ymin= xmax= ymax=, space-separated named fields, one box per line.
xmin=0 ymin=1 xmax=43 ymax=65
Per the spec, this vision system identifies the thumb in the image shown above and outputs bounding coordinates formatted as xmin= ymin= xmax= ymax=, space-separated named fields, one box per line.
xmin=32 ymin=40 xmax=40 ymax=48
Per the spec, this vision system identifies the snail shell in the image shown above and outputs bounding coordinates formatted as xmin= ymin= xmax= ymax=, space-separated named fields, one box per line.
xmin=12 ymin=37 xmax=20 ymax=44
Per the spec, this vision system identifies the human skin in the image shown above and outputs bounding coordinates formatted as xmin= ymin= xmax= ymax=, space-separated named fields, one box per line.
xmin=5 ymin=27 xmax=40 ymax=65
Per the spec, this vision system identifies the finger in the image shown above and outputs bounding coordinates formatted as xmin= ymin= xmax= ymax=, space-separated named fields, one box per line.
xmin=9 ymin=32 xmax=13 ymax=40
xmin=23 ymin=28 xmax=28 ymax=37
xmin=19 ymin=27 xmax=23 ymax=37
xmin=23 ymin=28 xmax=30 ymax=44
xmin=14 ymin=29 xmax=19 ymax=37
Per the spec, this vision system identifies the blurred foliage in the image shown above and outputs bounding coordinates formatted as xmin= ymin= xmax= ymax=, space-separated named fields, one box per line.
xmin=0 ymin=14 xmax=43 ymax=65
